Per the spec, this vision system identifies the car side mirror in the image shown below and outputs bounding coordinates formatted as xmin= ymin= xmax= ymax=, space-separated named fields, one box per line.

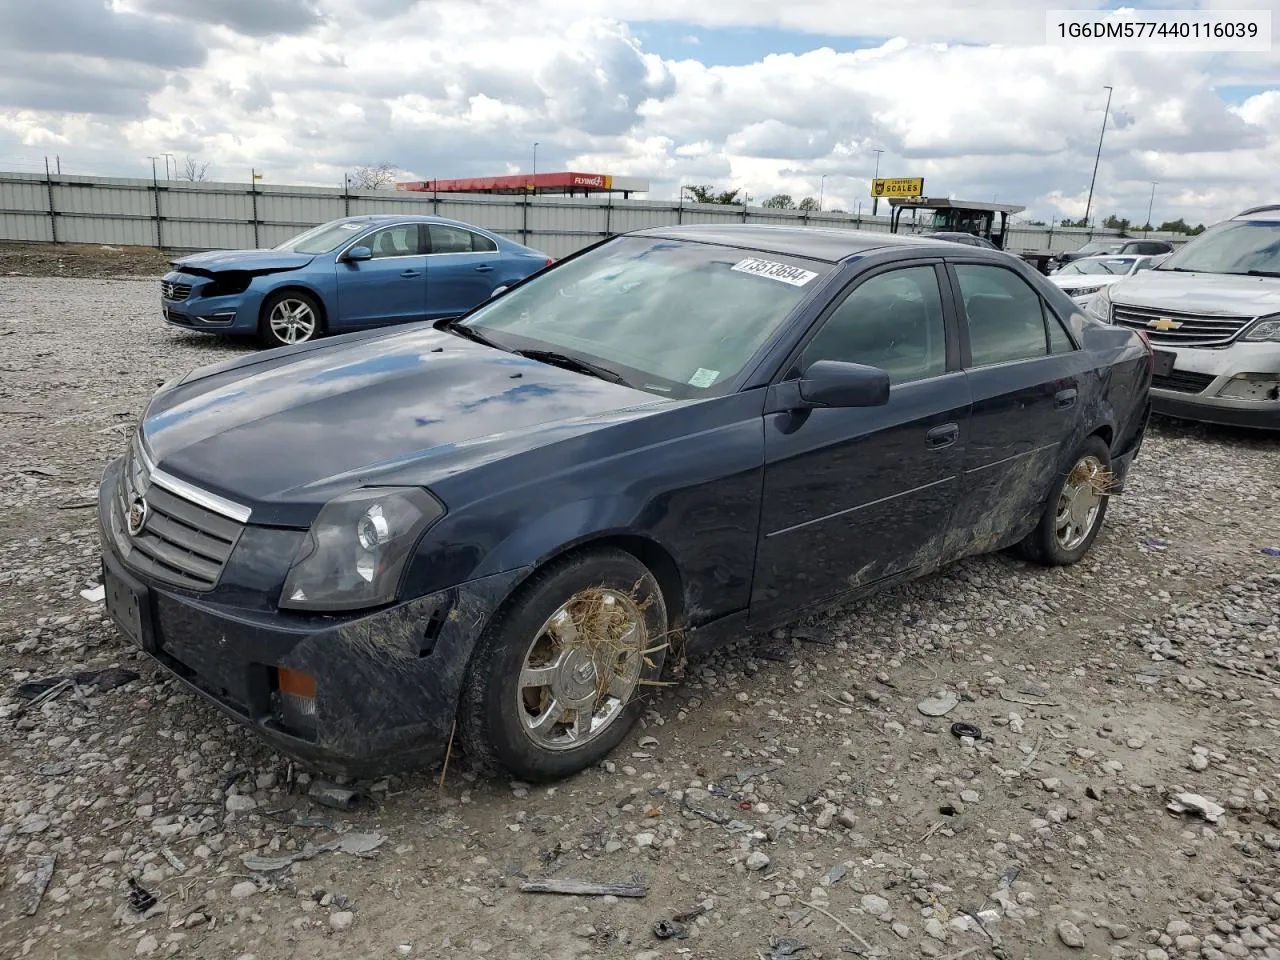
xmin=797 ymin=360 xmax=891 ymax=408
xmin=344 ymin=246 xmax=372 ymax=262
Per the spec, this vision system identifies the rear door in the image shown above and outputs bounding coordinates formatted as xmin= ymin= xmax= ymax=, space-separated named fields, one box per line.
xmin=751 ymin=261 xmax=972 ymax=622
xmin=425 ymin=224 xmax=503 ymax=319
xmin=945 ymin=259 xmax=1093 ymax=557
xmin=334 ymin=223 xmax=427 ymax=327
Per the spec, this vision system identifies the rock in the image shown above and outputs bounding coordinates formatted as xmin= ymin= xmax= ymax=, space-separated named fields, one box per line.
xmin=1057 ymin=919 xmax=1085 ymax=948
xmin=1165 ymin=920 xmax=1192 ymax=937
xmin=924 ymin=918 xmax=947 ymax=941
xmin=135 ymin=935 xmax=158 ymax=955
xmin=1110 ymin=923 xmax=1132 ymax=940
xmin=917 ymin=692 xmax=960 ymax=717
xmin=1190 ymin=755 xmax=1210 ymax=772
xmin=1145 ymin=950 xmax=1170 ymax=960
xmin=860 ymin=894 xmax=890 ymax=917
xmin=815 ymin=807 xmax=835 ymax=829
xmin=229 ymin=881 xmax=258 ymax=899
xmin=225 ymin=794 xmax=257 ymax=814
xmin=1174 ymin=935 xmax=1201 ymax=952
xmin=329 ymin=911 xmax=355 ymax=931
xmin=892 ymin=922 xmax=911 ymax=939
xmin=633 ymin=832 xmax=655 ymax=848
xmin=960 ymin=790 xmax=980 ymax=804
xmin=837 ymin=809 xmax=857 ymax=829
xmin=746 ymin=851 xmax=771 ymax=871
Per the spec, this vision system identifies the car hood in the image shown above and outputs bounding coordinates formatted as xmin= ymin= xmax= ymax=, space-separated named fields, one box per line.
xmin=170 ymin=249 xmax=315 ymax=274
xmin=1107 ymin=270 xmax=1280 ymax=317
xmin=141 ymin=326 xmax=675 ymax=526
xmin=1051 ymin=275 xmax=1123 ymax=291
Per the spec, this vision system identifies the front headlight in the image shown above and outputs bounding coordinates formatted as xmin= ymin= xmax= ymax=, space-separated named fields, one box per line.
xmin=279 ymin=487 xmax=445 ymax=612
xmin=1242 ymin=315 xmax=1280 ymax=342
xmin=1084 ymin=284 xmax=1113 ymax=322
xmin=1071 ymin=285 xmax=1103 ymax=298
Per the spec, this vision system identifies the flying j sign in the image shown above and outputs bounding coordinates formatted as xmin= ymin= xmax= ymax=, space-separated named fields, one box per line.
xmin=871 ymin=178 xmax=925 ymax=198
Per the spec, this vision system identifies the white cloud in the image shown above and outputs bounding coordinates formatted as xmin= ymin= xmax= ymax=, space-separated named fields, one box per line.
xmin=0 ymin=0 xmax=1276 ymax=226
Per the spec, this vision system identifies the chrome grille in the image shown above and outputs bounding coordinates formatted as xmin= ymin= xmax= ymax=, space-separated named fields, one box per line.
xmin=116 ymin=436 xmax=243 ymax=591
xmin=1111 ymin=303 xmax=1251 ymax=346
xmin=161 ymin=280 xmax=192 ymax=301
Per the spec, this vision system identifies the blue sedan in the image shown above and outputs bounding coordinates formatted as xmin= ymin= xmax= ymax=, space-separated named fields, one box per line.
xmin=159 ymin=215 xmax=553 ymax=347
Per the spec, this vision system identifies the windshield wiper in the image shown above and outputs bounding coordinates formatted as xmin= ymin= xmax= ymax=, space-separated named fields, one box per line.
xmin=1243 ymin=269 xmax=1280 ymax=278
xmin=442 ymin=319 xmax=505 ymax=349
xmin=514 ymin=349 xmax=630 ymax=386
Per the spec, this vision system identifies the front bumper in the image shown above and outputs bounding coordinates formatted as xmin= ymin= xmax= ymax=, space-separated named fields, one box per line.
xmin=160 ymin=272 xmax=261 ymax=335
xmin=1148 ymin=340 xmax=1280 ymax=431
xmin=97 ymin=457 xmax=526 ymax=777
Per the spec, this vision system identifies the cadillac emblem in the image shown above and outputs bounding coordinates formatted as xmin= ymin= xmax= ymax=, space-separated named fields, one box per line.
xmin=127 ymin=496 xmax=148 ymax=536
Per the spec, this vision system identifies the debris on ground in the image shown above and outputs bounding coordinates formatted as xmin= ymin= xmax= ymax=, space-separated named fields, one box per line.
xmin=79 ymin=584 xmax=105 ymax=602
xmin=1167 ymin=792 xmax=1227 ymax=823
xmin=519 ymin=878 xmax=648 ymax=897
xmin=126 ymin=878 xmax=157 ymax=913
xmin=307 ymin=779 xmax=363 ymax=811
xmin=15 ymin=854 xmax=56 ymax=917
xmin=653 ymin=918 xmax=687 ymax=939
xmin=240 ymin=832 xmax=386 ymax=872
xmin=916 ymin=691 xmax=960 ymax=716
xmin=14 ymin=667 xmax=139 ymax=699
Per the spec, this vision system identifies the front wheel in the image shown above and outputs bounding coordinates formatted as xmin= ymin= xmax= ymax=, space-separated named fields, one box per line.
xmin=1015 ymin=435 xmax=1113 ymax=566
xmin=458 ymin=548 xmax=668 ymax=782
xmin=259 ymin=290 xmax=323 ymax=348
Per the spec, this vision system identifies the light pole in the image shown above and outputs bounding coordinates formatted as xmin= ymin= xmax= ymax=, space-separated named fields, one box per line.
xmin=147 ymin=156 xmax=158 ymax=180
xmin=162 ymin=152 xmax=174 ymax=179
xmin=1082 ymin=85 xmax=1113 ymax=232
xmin=532 ymin=142 xmax=539 ymax=177
xmin=818 ymin=174 xmax=827 ymax=212
xmin=871 ymin=149 xmax=884 ymax=216
xmin=1146 ymin=180 xmax=1158 ymax=233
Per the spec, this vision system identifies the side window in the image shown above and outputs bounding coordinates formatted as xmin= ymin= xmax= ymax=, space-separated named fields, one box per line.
xmin=798 ymin=266 xmax=948 ymax=386
xmin=954 ymin=264 xmax=1051 ymax=366
xmin=1047 ymin=307 xmax=1077 ymax=353
xmin=365 ymin=224 xmax=424 ymax=258
xmin=429 ymin=224 xmax=496 ymax=253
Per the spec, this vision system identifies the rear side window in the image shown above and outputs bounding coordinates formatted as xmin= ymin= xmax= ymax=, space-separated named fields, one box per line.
xmin=365 ymin=224 xmax=427 ymax=258
xmin=955 ymin=264 xmax=1054 ymax=366
xmin=430 ymin=224 xmax=498 ymax=253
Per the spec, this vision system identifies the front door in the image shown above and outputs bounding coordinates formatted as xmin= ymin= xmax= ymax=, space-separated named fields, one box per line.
xmin=945 ymin=260 xmax=1093 ymax=556
xmin=335 ymin=223 xmax=427 ymax=327
xmin=425 ymin=223 xmax=502 ymax=319
xmin=751 ymin=263 xmax=972 ymax=622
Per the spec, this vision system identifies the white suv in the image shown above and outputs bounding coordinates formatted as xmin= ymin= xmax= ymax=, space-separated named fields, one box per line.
xmin=1084 ymin=205 xmax=1280 ymax=431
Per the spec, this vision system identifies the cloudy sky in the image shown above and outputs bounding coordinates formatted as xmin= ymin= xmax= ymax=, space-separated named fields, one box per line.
xmin=0 ymin=0 xmax=1277 ymax=225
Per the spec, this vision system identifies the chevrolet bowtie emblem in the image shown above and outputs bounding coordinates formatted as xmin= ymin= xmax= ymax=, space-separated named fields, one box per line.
xmin=1148 ymin=317 xmax=1182 ymax=331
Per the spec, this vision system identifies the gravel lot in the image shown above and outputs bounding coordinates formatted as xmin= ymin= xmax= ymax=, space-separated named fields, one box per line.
xmin=2 ymin=272 xmax=1280 ymax=960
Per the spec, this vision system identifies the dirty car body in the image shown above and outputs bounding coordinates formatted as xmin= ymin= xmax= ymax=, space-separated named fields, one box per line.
xmin=98 ymin=224 xmax=1153 ymax=777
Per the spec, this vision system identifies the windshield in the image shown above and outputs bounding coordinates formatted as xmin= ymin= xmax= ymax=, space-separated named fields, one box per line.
xmin=1077 ymin=240 xmax=1124 ymax=255
xmin=274 ymin=219 xmax=371 ymax=254
xmin=1061 ymin=257 xmax=1135 ymax=276
xmin=460 ymin=236 xmax=834 ymax=398
xmin=1156 ymin=220 xmax=1280 ymax=275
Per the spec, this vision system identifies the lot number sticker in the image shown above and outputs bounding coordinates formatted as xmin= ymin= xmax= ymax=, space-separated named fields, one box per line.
xmin=731 ymin=257 xmax=818 ymax=286
xmin=688 ymin=367 xmax=720 ymax=387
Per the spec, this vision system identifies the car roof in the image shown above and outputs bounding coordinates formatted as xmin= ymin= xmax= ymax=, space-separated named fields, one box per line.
xmin=626 ymin=223 xmax=962 ymax=263
xmin=1234 ymin=204 xmax=1280 ymax=221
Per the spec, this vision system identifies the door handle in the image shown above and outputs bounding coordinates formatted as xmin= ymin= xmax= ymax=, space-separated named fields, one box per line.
xmin=400 ymin=269 xmax=421 ymax=278
xmin=1054 ymin=388 xmax=1078 ymax=409
xmin=926 ymin=423 xmax=959 ymax=449
xmin=474 ymin=265 xmax=494 ymax=272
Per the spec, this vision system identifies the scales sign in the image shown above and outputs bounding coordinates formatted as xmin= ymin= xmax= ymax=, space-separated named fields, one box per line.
xmin=871 ymin=177 xmax=924 ymax=198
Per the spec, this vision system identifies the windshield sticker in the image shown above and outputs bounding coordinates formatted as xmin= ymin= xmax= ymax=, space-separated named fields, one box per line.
xmin=338 ymin=223 xmax=363 ymax=230
xmin=731 ymin=257 xmax=818 ymax=286
xmin=688 ymin=367 xmax=720 ymax=388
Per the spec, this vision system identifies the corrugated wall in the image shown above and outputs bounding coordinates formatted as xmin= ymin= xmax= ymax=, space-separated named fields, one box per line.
xmin=0 ymin=171 xmax=1189 ymax=259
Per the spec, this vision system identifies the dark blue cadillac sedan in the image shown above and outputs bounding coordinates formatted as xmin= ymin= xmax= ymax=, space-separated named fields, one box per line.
xmin=98 ymin=224 xmax=1153 ymax=782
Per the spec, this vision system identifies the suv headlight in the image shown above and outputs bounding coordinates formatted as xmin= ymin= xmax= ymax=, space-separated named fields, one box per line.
xmin=279 ymin=487 xmax=445 ymax=612
xmin=1084 ymin=284 xmax=1113 ymax=322
xmin=1242 ymin=315 xmax=1280 ymax=342
xmin=1071 ymin=284 xmax=1103 ymax=298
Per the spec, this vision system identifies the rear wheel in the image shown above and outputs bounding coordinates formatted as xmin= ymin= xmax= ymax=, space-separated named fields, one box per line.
xmin=458 ymin=548 xmax=668 ymax=782
xmin=1016 ymin=435 xmax=1112 ymax=566
xmin=259 ymin=290 xmax=322 ymax=348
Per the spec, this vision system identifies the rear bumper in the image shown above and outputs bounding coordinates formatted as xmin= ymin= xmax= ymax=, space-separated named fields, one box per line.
xmin=97 ymin=457 xmax=527 ymax=777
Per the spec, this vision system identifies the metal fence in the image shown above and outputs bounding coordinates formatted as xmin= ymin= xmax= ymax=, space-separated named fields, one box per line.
xmin=0 ymin=171 xmax=1189 ymax=261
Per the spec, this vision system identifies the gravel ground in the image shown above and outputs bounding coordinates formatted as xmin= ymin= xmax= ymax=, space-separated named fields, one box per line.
xmin=2 ymin=275 xmax=1280 ymax=960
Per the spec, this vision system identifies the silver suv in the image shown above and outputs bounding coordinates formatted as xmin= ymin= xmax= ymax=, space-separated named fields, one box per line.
xmin=1084 ymin=205 xmax=1280 ymax=431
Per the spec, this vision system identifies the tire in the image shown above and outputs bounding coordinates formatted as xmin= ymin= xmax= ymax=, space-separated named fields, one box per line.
xmin=458 ymin=548 xmax=668 ymax=782
xmin=1015 ymin=435 xmax=1112 ymax=566
xmin=258 ymin=290 xmax=323 ymax=348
